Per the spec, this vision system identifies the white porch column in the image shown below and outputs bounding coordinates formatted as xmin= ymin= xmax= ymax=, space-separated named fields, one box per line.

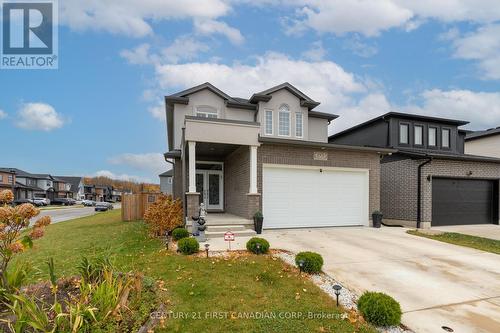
xmin=249 ymin=145 xmax=258 ymax=194
xmin=188 ymin=141 xmax=197 ymax=193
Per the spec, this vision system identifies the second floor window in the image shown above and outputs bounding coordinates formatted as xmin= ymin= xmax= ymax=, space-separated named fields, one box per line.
xmin=414 ymin=125 xmax=423 ymax=145
xmin=442 ymin=128 xmax=450 ymax=148
xmin=8 ymin=175 xmax=13 ymax=183
xmin=429 ymin=127 xmax=437 ymax=146
xmin=196 ymin=106 xmax=218 ymax=119
xmin=0 ymin=175 xmax=3 ymax=182
xmin=295 ymin=112 xmax=303 ymax=138
xmin=265 ymin=110 xmax=273 ymax=135
xmin=399 ymin=123 xmax=409 ymax=144
xmin=278 ymin=104 xmax=290 ymax=136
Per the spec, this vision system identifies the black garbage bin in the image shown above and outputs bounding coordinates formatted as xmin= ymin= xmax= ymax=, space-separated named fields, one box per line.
xmin=372 ymin=211 xmax=383 ymax=228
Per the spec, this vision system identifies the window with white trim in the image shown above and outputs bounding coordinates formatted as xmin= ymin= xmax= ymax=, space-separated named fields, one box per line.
xmin=414 ymin=125 xmax=423 ymax=145
xmin=442 ymin=128 xmax=450 ymax=148
xmin=278 ymin=104 xmax=290 ymax=136
xmin=265 ymin=110 xmax=273 ymax=135
xmin=399 ymin=123 xmax=409 ymax=144
xmin=295 ymin=112 xmax=303 ymax=138
xmin=429 ymin=127 xmax=437 ymax=146
xmin=196 ymin=106 xmax=218 ymax=119
xmin=0 ymin=175 xmax=3 ymax=182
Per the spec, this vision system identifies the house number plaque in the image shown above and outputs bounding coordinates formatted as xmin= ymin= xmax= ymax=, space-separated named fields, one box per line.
xmin=313 ymin=152 xmax=328 ymax=161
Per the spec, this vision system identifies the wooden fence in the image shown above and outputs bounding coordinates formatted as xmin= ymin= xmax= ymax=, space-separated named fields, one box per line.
xmin=121 ymin=192 xmax=162 ymax=221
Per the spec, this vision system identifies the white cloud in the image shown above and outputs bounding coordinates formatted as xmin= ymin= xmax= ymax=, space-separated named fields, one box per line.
xmin=16 ymin=103 xmax=64 ymax=131
xmin=108 ymin=152 xmax=166 ymax=176
xmin=162 ymin=36 xmax=209 ymax=63
xmin=60 ymin=0 xmax=230 ymax=37
xmin=451 ymin=24 xmax=500 ymax=80
xmin=92 ymin=170 xmax=153 ymax=183
xmin=404 ymin=89 xmax=500 ymax=130
xmin=194 ymin=19 xmax=245 ymax=45
xmin=342 ymin=35 xmax=378 ymax=57
xmin=302 ymin=41 xmax=326 ymax=61
xmin=120 ymin=43 xmax=157 ymax=65
xmin=0 ymin=109 xmax=7 ymax=119
xmin=281 ymin=0 xmax=500 ymax=37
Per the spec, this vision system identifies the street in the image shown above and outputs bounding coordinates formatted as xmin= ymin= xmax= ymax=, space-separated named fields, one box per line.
xmin=36 ymin=206 xmax=97 ymax=224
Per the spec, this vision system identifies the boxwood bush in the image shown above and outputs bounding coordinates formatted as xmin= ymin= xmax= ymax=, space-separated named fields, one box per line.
xmin=177 ymin=237 xmax=199 ymax=255
xmin=172 ymin=227 xmax=189 ymax=241
xmin=246 ymin=237 xmax=270 ymax=254
xmin=357 ymin=291 xmax=402 ymax=326
xmin=295 ymin=252 xmax=323 ymax=274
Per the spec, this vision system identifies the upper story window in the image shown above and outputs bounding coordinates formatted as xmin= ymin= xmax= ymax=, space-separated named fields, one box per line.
xmin=265 ymin=110 xmax=273 ymax=135
xmin=399 ymin=123 xmax=409 ymax=144
xmin=295 ymin=112 xmax=303 ymax=138
xmin=196 ymin=106 xmax=218 ymax=119
xmin=8 ymin=175 xmax=13 ymax=183
xmin=278 ymin=104 xmax=290 ymax=136
xmin=442 ymin=128 xmax=450 ymax=148
xmin=414 ymin=125 xmax=423 ymax=145
xmin=428 ymin=127 xmax=437 ymax=147
xmin=0 ymin=175 xmax=3 ymax=182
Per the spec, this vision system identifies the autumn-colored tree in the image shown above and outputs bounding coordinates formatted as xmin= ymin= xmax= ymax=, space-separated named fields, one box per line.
xmin=143 ymin=194 xmax=183 ymax=237
xmin=0 ymin=190 xmax=51 ymax=290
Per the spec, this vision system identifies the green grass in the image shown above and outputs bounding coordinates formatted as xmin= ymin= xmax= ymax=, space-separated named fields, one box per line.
xmin=407 ymin=230 xmax=500 ymax=255
xmin=12 ymin=210 xmax=375 ymax=333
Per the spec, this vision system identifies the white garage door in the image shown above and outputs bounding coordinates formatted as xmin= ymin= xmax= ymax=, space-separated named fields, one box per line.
xmin=263 ymin=165 xmax=369 ymax=229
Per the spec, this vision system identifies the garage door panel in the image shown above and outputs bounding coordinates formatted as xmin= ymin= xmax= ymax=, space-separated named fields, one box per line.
xmin=432 ymin=178 xmax=496 ymax=226
xmin=263 ymin=166 xmax=368 ymax=229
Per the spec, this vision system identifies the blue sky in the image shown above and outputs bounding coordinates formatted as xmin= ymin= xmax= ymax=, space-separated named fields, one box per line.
xmin=1 ymin=0 xmax=500 ymax=183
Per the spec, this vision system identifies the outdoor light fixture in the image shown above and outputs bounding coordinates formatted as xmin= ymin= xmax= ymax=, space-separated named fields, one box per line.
xmin=165 ymin=233 xmax=170 ymax=250
xmin=298 ymin=259 xmax=305 ymax=273
xmin=332 ymin=284 xmax=342 ymax=306
xmin=467 ymin=171 xmax=473 ymax=176
xmin=205 ymin=243 xmax=210 ymax=258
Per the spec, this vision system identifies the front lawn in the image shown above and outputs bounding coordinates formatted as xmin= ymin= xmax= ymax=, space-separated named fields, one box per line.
xmin=407 ymin=230 xmax=500 ymax=255
xmin=12 ymin=210 xmax=375 ymax=332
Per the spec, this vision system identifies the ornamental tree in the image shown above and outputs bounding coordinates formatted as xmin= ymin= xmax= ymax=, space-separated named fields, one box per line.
xmin=0 ymin=190 xmax=51 ymax=290
xmin=143 ymin=194 xmax=183 ymax=237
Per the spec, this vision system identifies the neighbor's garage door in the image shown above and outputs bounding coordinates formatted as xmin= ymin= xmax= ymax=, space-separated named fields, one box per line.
xmin=432 ymin=178 xmax=497 ymax=226
xmin=262 ymin=165 xmax=369 ymax=229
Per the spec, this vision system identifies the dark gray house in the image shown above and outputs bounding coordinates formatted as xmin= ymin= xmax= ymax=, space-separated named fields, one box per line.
xmin=330 ymin=112 xmax=500 ymax=228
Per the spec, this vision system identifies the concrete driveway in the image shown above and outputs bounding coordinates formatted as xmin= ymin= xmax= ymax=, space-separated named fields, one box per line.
xmin=261 ymin=227 xmax=500 ymax=333
xmin=432 ymin=224 xmax=500 ymax=240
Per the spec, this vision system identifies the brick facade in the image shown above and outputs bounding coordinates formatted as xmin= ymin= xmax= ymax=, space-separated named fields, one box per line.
xmin=381 ymin=156 xmax=500 ymax=227
xmin=224 ymin=146 xmax=250 ymax=217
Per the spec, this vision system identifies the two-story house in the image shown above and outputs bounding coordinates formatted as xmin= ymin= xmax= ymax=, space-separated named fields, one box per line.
xmin=0 ymin=168 xmax=16 ymax=195
xmin=329 ymin=112 xmax=500 ymax=228
xmin=56 ymin=176 xmax=84 ymax=200
xmin=159 ymin=170 xmax=173 ymax=195
xmin=165 ymin=82 xmax=394 ymax=229
xmin=465 ymin=127 xmax=500 ymax=159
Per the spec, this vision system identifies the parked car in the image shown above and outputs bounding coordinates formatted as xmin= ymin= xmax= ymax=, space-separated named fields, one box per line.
xmin=32 ymin=198 xmax=48 ymax=206
xmin=95 ymin=202 xmax=113 ymax=212
xmin=34 ymin=198 xmax=50 ymax=205
xmin=52 ymin=198 xmax=73 ymax=206
xmin=82 ymin=200 xmax=96 ymax=207
xmin=13 ymin=198 xmax=34 ymax=206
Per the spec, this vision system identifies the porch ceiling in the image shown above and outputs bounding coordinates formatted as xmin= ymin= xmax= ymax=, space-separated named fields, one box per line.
xmin=187 ymin=142 xmax=241 ymax=159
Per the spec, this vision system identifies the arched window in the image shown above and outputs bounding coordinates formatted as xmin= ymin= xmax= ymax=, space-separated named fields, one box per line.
xmin=196 ymin=105 xmax=218 ymax=119
xmin=278 ymin=104 xmax=290 ymax=136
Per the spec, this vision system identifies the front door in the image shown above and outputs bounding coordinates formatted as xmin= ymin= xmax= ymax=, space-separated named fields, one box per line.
xmin=196 ymin=170 xmax=223 ymax=210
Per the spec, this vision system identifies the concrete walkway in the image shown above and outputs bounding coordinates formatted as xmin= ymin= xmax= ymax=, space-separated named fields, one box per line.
xmin=203 ymin=226 xmax=500 ymax=333
xmin=432 ymin=224 xmax=500 ymax=240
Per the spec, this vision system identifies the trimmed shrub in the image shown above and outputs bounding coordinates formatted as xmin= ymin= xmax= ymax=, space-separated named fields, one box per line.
xmin=177 ymin=237 xmax=199 ymax=255
xmin=295 ymin=252 xmax=323 ymax=274
xmin=246 ymin=237 xmax=270 ymax=254
xmin=143 ymin=194 xmax=183 ymax=237
xmin=357 ymin=291 xmax=402 ymax=327
xmin=172 ymin=227 xmax=189 ymax=241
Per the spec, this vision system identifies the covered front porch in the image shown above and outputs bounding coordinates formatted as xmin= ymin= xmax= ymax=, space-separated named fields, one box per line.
xmin=181 ymin=116 xmax=262 ymax=222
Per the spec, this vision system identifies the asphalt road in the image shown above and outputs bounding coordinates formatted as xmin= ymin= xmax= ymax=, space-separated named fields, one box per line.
xmin=36 ymin=206 xmax=98 ymax=224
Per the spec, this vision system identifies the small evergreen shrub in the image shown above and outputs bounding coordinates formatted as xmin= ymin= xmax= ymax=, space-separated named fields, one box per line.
xmin=295 ymin=252 xmax=324 ymax=274
xmin=177 ymin=237 xmax=199 ymax=255
xmin=246 ymin=237 xmax=270 ymax=254
xmin=357 ymin=291 xmax=402 ymax=327
xmin=172 ymin=227 xmax=189 ymax=241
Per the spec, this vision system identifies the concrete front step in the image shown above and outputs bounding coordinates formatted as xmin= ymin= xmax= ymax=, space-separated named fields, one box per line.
xmin=206 ymin=224 xmax=247 ymax=232
xmin=205 ymin=229 xmax=257 ymax=238
xmin=186 ymin=220 xmax=254 ymax=227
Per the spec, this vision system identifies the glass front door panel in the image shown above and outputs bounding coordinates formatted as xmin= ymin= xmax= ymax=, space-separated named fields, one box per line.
xmin=208 ymin=173 xmax=220 ymax=205
xmin=196 ymin=173 xmax=204 ymax=204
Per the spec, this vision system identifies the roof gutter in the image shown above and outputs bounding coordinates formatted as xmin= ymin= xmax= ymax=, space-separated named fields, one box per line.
xmin=417 ymin=156 xmax=432 ymax=229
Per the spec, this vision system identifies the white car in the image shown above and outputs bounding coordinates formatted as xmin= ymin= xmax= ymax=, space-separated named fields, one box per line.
xmin=33 ymin=198 xmax=50 ymax=206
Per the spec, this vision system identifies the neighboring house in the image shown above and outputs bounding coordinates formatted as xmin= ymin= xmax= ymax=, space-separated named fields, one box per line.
xmin=329 ymin=112 xmax=500 ymax=228
xmin=164 ymin=82 xmax=394 ymax=229
xmin=56 ymin=176 xmax=85 ymax=200
xmin=84 ymin=184 xmax=96 ymax=201
xmin=0 ymin=169 xmax=16 ymax=195
xmin=159 ymin=170 xmax=173 ymax=195
xmin=465 ymin=127 xmax=500 ymax=158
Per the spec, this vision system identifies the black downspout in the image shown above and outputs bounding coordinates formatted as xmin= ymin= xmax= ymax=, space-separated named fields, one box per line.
xmin=417 ymin=157 xmax=432 ymax=229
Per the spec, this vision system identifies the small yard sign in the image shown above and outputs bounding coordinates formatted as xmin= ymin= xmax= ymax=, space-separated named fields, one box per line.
xmin=224 ymin=231 xmax=235 ymax=250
